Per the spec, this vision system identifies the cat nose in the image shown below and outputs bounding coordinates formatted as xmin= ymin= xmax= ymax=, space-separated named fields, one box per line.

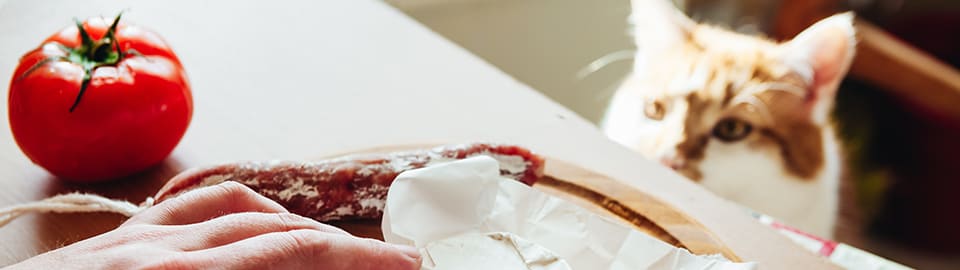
xmin=660 ymin=156 xmax=686 ymax=170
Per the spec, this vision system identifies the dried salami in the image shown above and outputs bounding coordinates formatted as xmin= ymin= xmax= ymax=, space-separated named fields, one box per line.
xmin=154 ymin=143 xmax=545 ymax=221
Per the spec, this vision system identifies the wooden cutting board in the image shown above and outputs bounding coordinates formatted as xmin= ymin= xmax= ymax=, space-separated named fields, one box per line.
xmin=322 ymin=145 xmax=741 ymax=261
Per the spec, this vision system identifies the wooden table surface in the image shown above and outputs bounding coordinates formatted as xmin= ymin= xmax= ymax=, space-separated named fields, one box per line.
xmin=0 ymin=0 xmax=834 ymax=268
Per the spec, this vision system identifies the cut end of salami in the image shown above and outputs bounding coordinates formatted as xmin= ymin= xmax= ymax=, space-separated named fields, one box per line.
xmin=154 ymin=143 xmax=545 ymax=222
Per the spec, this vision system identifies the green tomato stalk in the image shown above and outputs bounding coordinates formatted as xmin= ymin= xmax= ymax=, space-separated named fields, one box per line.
xmin=18 ymin=13 xmax=140 ymax=112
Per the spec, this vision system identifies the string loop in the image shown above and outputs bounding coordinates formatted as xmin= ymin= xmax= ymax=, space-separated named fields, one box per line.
xmin=0 ymin=193 xmax=154 ymax=227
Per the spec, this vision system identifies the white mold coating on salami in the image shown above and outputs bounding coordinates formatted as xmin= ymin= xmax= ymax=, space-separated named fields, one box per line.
xmin=273 ymin=178 xmax=321 ymax=202
xmin=155 ymin=143 xmax=546 ymax=222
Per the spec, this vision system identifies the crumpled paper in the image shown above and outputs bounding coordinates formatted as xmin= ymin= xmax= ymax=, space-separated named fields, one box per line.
xmin=382 ymin=156 xmax=756 ymax=270
xmin=420 ymin=231 xmax=572 ymax=270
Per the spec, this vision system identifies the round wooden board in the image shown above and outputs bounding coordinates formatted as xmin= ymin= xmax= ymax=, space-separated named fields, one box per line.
xmin=322 ymin=145 xmax=740 ymax=261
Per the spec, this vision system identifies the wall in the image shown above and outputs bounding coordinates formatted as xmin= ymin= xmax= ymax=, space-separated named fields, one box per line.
xmin=389 ymin=0 xmax=634 ymax=124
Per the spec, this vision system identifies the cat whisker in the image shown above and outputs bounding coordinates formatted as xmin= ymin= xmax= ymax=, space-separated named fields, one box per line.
xmin=576 ymin=49 xmax=635 ymax=80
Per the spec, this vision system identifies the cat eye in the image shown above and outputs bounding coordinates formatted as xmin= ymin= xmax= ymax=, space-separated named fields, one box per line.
xmin=712 ymin=118 xmax=752 ymax=142
xmin=644 ymin=99 xmax=665 ymax=120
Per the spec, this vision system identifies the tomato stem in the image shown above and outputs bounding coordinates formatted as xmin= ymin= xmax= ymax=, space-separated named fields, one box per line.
xmin=69 ymin=73 xmax=92 ymax=112
xmin=17 ymin=12 xmax=141 ymax=112
xmin=68 ymin=13 xmax=124 ymax=112
xmin=18 ymin=56 xmax=67 ymax=81
xmin=74 ymin=18 xmax=94 ymax=48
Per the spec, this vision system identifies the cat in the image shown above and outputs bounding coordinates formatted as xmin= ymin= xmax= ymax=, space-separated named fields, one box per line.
xmin=601 ymin=0 xmax=856 ymax=239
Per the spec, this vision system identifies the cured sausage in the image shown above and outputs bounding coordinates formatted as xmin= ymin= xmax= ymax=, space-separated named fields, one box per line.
xmin=154 ymin=143 xmax=545 ymax=221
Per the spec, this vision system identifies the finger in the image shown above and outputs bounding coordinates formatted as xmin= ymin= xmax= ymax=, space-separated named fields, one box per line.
xmin=172 ymin=212 xmax=350 ymax=251
xmin=187 ymin=229 xmax=421 ymax=270
xmin=127 ymin=181 xmax=288 ymax=226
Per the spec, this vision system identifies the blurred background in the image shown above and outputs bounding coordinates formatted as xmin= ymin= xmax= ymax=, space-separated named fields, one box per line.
xmin=385 ymin=0 xmax=960 ymax=268
xmin=1 ymin=0 xmax=955 ymax=268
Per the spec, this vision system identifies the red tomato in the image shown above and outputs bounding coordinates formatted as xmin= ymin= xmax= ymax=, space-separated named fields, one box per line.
xmin=8 ymin=14 xmax=192 ymax=182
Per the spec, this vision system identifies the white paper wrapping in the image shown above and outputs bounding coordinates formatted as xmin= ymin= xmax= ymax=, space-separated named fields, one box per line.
xmin=382 ymin=156 xmax=756 ymax=270
xmin=421 ymin=231 xmax=572 ymax=270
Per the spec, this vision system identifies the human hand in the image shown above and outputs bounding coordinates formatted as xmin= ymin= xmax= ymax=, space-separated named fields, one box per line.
xmin=5 ymin=181 xmax=421 ymax=270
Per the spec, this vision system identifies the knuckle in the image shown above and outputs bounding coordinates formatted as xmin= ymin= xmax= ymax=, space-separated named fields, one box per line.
xmin=142 ymin=194 xmax=189 ymax=221
xmin=157 ymin=201 xmax=187 ymax=220
xmin=183 ymin=181 xmax=258 ymax=211
xmin=212 ymin=181 xmax=252 ymax=197
xmin=321 ymin=223 xmax=350 ymax=235
xmin=273 ymin=212 xmax=303 ymax=228
xmin=214 ymin=181 xmax=272 ymax=209
xmin=360 ymin=238 xmax=392 ymax=260
xmin=283 ymin=230 xmax=332 ymax=258
xmin=359 ymin=238 xmax=387 ymax=253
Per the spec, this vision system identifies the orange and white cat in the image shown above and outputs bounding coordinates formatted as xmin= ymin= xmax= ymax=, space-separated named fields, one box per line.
xmin=602 ymin=0 xmax=855 ymax=238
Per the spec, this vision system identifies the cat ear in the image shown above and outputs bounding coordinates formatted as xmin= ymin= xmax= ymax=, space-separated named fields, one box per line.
xmin=784 ymin=13 xmax=857 ymax=124
xmin=629 ymin=0 xmax=695 ymax=54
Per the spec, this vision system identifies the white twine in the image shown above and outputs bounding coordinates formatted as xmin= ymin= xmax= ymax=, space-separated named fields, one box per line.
xmin=0 ymin=193 xmax=155 ymax=227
